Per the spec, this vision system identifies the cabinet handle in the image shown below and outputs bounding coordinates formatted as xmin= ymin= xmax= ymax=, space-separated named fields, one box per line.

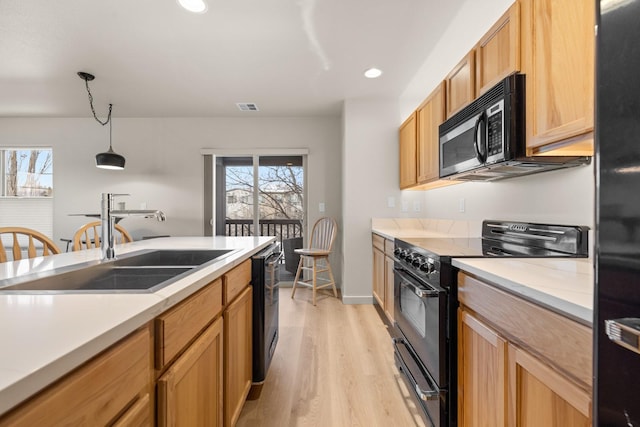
xmin=605 ymin=318 xmax=640 ymax=355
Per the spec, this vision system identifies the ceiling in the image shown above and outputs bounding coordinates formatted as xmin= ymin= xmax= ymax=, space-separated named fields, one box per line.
xmin=0 ymin=0 xmax=464 ymax=118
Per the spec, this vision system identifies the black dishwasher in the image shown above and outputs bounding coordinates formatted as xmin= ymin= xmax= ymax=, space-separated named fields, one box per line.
xmin=251 ymin=242 xmax=282 ymax=385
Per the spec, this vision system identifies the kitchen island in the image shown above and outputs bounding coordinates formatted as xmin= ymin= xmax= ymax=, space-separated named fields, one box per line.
xmin=0 ymin=236 xmax=274 ymax=421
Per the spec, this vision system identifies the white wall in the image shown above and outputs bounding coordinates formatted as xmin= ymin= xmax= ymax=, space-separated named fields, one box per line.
xmin=0 ymin=117 xmax=343 ymax=278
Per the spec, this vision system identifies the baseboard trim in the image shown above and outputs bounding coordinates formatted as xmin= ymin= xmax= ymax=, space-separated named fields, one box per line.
xmin=341 ymin=295 xmax=374 ymax=305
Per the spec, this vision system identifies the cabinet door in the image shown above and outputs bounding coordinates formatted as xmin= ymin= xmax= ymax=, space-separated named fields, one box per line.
xmin=446 ymin=51 xmax=475 ymax=118
xmin=372 ymin=245 xmax=385 ymax=308
xmin=521 ymin=0 xmax=594 ymax=151
xmin=384 ymin=253 xmax=395 ymax=323
xmin=224 ymin=286 xmax=253 ymax=427
xmin=399 ymin=112 xmax=417 ymax=189
xmin=475 ymin=2 xmax=520 ymax=96
xmin=417 ymin=82 xmax=445 ymax=183
xmin=509 ymin=345 xmax=591 ymax=426
xmin=157 ymin=317 xmax=224 ymax=427
xmin=458 ymin=310 xmax=507 ymax=427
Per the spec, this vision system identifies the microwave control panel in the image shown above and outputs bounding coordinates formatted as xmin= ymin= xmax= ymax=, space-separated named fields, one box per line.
xmin=487 ymin=111 xmax=503 ymax=157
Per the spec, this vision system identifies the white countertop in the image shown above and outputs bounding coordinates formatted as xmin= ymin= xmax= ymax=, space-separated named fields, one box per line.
xmin=0 ymin=236 xmax=274 ymax=417
xmin=452 ymin=257 xmax=594 ymax=325
xmin=371 ymin=218 xmax=482 ymax=240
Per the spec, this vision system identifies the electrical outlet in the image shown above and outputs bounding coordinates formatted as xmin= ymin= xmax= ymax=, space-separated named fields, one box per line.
xmin=413 ymin=200 xmax=421 ymax=212
xmin=319 ymin=202 xmax=325 ymax=213
xmin=387 ymin=197 xmax=395 ymax=208
xmin=401 ymin=201 xmax=409 ymax=212
xmin=140 ymin=202 xmax=147 ymax=210
xmin=459 ymin=198 xmax=465 ymax=213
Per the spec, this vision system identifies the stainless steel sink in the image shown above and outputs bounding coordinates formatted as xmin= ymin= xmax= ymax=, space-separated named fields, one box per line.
xmin=112 ymin=249 xmax=234 ymax=268
xmin=0 ymin=249 xmax=236 ymax=293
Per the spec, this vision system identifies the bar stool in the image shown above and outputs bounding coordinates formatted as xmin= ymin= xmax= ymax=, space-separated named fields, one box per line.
xmin=291 ymin=217 xmax=338 ymax=305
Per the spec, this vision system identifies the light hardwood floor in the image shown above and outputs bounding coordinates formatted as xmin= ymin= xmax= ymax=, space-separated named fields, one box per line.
xmin=237 ymin=287 xmax=427 ymax=427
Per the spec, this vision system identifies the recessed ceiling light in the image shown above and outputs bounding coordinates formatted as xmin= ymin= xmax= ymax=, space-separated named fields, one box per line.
xmin=364 ymin=68 xmax=383 ymax=79
xmin=177 ymin=0 xmax=208 ymax=13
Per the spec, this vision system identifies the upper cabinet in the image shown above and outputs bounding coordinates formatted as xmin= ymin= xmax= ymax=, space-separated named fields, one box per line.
xmin=520 ymin=0 xmax=594 ymax=154
xmin=399 ymin=112 xmax=417 ymax=189
xmin=417 ymin=82 xmax=446 ymax=183
xmin=445 ymin=52 xmax=475 ymax=119
xmin=475 ymin=3 xmax=521 ymax=97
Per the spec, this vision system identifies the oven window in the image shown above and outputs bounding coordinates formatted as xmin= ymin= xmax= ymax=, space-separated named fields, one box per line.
xmin=442 ymin=127 xmax=477 ymax=169
xmin=400 ymin=285 xmax=426 ymax=338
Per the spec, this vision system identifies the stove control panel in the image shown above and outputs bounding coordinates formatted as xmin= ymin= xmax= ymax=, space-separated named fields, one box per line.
xmin=394 ymin=248 xmax=436 ymax=275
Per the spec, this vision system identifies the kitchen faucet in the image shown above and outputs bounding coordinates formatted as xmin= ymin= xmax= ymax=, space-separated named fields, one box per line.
xmin=100 ymin=193 xmax=166 ymax=260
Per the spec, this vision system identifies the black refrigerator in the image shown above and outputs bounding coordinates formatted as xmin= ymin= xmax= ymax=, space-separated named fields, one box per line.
xmin=595 ymin=0 xmax=640 ymax=425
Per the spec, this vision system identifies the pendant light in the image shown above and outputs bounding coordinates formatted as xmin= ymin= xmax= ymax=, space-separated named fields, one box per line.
xmin=77 ymin=71 xmax=126 ymax=170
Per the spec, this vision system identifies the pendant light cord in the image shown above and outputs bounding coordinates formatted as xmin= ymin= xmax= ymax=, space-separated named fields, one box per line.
xmin=83 ymin=78 xmax=112 ymax=126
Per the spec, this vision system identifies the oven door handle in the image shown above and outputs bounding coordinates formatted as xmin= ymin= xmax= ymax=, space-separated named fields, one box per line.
xmin=395 ymin=269 xmax=440 ymax=298
xmin=393 ymin=337 xmax=441 ymax=401
xmin=266 ymin=251 xmax=284 ymax=267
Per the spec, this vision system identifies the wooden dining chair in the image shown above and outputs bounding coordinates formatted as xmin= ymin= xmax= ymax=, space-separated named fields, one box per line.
xmin=0 ymin=227 xmax=61 ymax=263
xmin=291 ymin=217 xmax=338 ymax=305
xmin=73 ymin=221 xmax=133 ymax=251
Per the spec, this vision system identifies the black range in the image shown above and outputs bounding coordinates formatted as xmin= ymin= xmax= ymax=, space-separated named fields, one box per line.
xmin=392 ymin=220 xmax=589 ymax=427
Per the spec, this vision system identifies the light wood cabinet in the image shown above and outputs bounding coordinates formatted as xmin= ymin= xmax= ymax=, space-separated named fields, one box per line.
xmin=157 ymin=317 xmax=224 ymax=427
xmin=0 ymin=326 xmax=152 ymax=427
xmin=475 ymin=3 xmax=520 ymax=96
xmin=384 ymin=248 xmax=395 ymax=322
xmin=510 ymin=345 xmax=590 ymax=426
xmin=445 ymin=51 xmax=475 ymax=119
xmin=458 ymin=311 xmax=507 ymax=427
xmin=223 ymin=285 xmax=253 ymax=427
xmin=520 ymin=0 xmax=594 ymax=153
xmin=156 ymin=278 xmax=223 ymax=370
xmin=372 ymin=234 xmax=395 ymax=323
xmin=372 ymin=235 xmax=385 ymax=308
xmin=417 ymin=81 xmax=446 ymax=183
xmin=399 ymin=112 xmax=417 ymax=189
xmin=457 ymin=272 xmax=592 ymax=427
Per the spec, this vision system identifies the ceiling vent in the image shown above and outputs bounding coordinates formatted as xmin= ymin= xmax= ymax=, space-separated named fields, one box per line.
xmin=236 ymin=103 xmax=259 ymax=111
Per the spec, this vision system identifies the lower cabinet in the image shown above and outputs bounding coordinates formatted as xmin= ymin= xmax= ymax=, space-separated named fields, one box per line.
xmin=0 ymin=326 xmax=152 ymax=427
xmin=372 ymin=234 xmax=394 ymax=323
xmin=157 ymin=317 xmax=224 ymax=427
xmin=457 ymin=272 xmax=592 ymax=427
xmin=223 ymin=285 xmax=253 ymax=427
xmin=458 ymin=311 xmax=507 ymax=427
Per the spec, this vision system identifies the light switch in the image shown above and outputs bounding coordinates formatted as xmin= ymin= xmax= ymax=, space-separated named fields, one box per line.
xmin=459 ymin=198 xmax=465 ymax=213
xmin=319 ymin=202 xmax=325 ymax=213
xmin=401 ymin=201 xmax=409 ymax=212
xmin=413 ymin=200 xmax=421 ymax=212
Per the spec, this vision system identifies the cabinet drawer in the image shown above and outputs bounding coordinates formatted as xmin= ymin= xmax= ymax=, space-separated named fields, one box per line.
xmin=223 ymin=259 xmax=251 ymax=304
xmin=372 ymin=234 xmax=384 ymax=251
xmin=156 ymin=278 xmax=223 ymax=369
xmin=0 ymin=326 xmax=151 ymax=426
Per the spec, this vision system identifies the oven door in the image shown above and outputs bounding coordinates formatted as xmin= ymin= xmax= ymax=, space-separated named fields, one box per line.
xmin=394 ymin=267 xmax=447 ymax=386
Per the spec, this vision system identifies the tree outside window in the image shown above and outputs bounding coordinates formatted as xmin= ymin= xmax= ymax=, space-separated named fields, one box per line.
xmin=1 ymin=148 xmax=53 ymax=197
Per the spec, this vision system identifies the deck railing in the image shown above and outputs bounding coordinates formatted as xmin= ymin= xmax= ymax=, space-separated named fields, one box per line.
xmin=224 ymin=218 xmax=303 ymax=246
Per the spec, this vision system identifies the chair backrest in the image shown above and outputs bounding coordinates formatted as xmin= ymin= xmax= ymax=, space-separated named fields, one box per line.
xmin=308 ymin=217 xmax=337 ymax=252
xmin=0 ymin=227 xmax=61 ymax=263
xmin=73 ymin=221 xmax=133 ymax=251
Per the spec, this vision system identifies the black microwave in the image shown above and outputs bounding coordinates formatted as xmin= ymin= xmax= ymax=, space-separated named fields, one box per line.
xmin=438 ymin=73 xmax=589 ymax=181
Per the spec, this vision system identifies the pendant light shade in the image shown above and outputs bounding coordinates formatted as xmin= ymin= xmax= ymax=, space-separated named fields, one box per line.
xmin=78 ymin=71 xmax=126 ymax=170
xmin=96 ymin=148 xmax=126 ymax=170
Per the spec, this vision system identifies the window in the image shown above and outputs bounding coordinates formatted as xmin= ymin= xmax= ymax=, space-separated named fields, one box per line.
xmin=0 ymin=148 xmax=54 ymax=240
xmin=1 ymin=148 xmax=53 ymax=197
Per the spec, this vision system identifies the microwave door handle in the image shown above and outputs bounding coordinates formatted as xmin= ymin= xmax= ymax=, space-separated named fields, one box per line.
xmin=473 ymin=111 xmax=487 ymax=163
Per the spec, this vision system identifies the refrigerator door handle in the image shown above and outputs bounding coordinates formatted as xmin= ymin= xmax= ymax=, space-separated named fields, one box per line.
xmin=605 ymin=318 xmax=640 ymax=355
